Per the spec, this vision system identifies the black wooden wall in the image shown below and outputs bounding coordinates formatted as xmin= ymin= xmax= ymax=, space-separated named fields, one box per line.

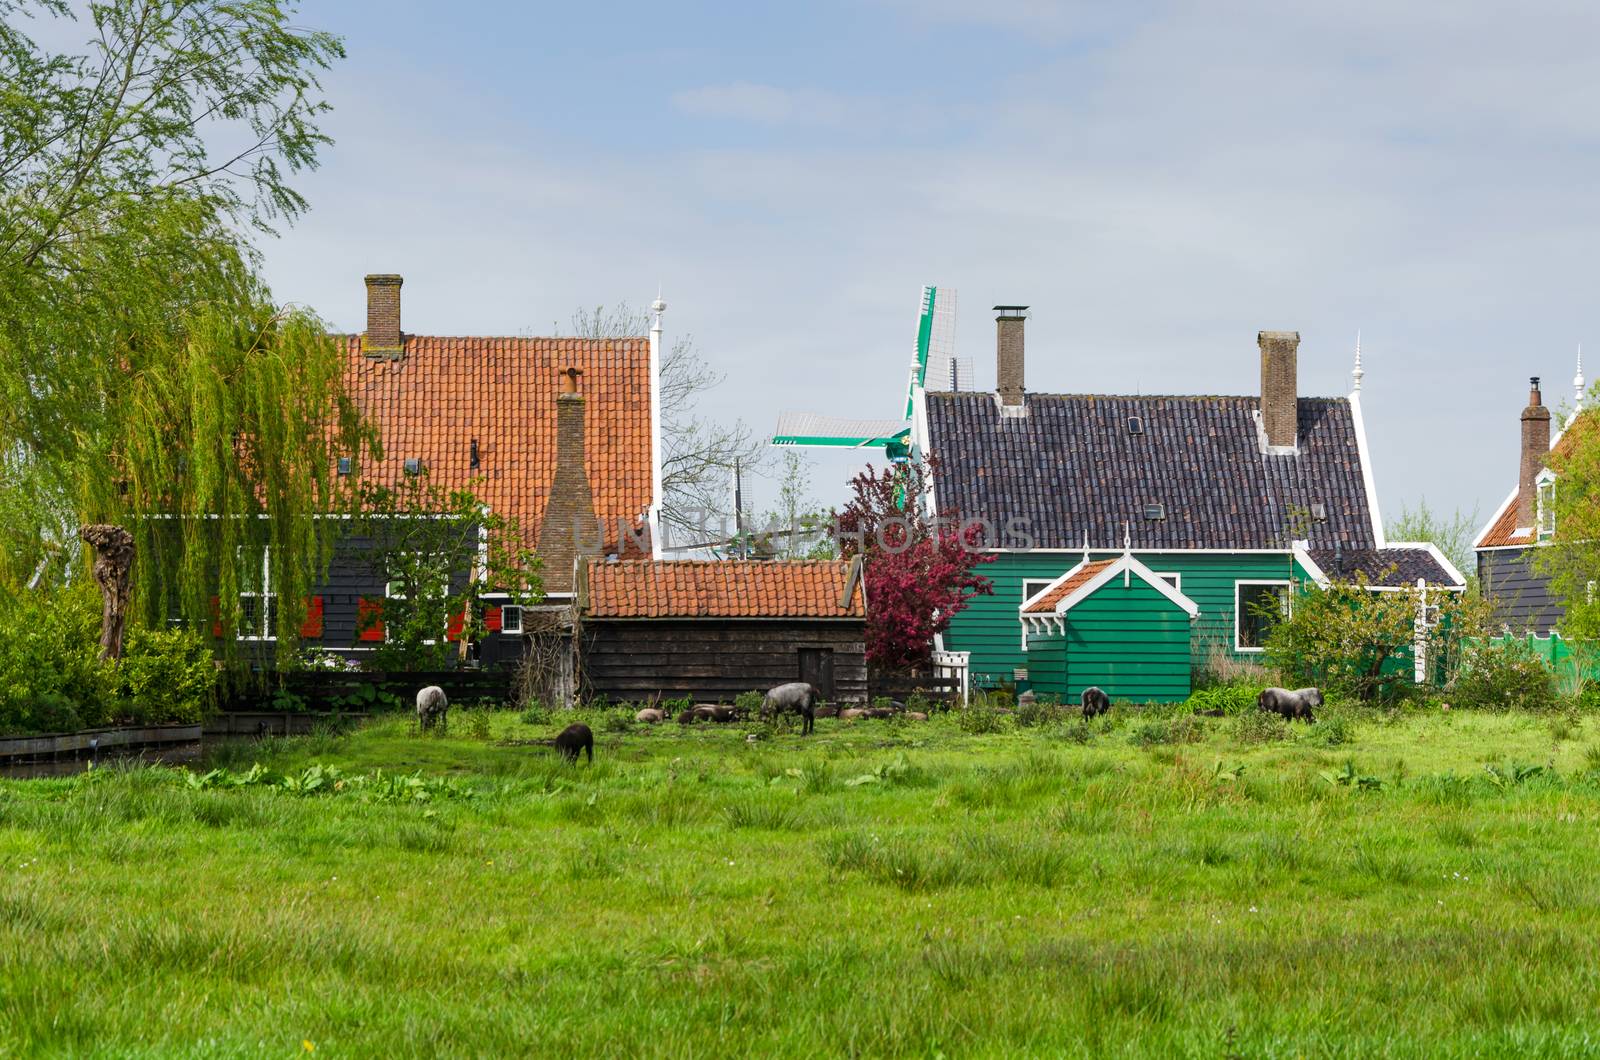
xmin=581 ymin=619 xmax=868 ymax=705
xmin=1479 ymin=546 xmax=1567 ymax=635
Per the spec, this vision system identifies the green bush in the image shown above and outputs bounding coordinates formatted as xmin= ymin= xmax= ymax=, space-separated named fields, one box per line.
xmin=735 ymin=690 xmax=764 ymax=715
xmin=118 ymin=626 xmax=216 ymax=725
xmin=0 ymin=588 xmax=215 ymax=735
xmin=1450 ymin=640 xmax=1557 ymax=713
xmin=958 ymin=706 xmax=1008 ymax=734
xmin=1185 ymin=684 xmax=1259 ymax=716
xmin=1230 ymin=709 xmax=1292 ymax=744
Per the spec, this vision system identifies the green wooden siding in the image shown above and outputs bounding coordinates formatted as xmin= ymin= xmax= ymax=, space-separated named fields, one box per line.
xmin=950 ymin=551 xmax=1307 ymax=687
xmin=1024 ymin=577 xmax=1192 ymax=703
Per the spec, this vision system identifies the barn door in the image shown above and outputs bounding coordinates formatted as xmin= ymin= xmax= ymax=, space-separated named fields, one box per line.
xmin=798 ymin=648 xmax=835 ymax=699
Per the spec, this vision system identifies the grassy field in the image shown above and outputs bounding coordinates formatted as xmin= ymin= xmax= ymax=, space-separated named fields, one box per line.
xmin=5 ymin=704 xmax=1600 ymax=1057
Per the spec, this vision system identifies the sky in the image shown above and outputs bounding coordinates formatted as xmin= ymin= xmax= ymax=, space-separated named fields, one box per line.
xmin=237 ymin=0 xmax=1600 ymax=531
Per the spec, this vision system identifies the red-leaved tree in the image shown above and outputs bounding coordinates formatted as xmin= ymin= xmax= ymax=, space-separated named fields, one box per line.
xmin=834 ymin=460 xmax=993 ymax=671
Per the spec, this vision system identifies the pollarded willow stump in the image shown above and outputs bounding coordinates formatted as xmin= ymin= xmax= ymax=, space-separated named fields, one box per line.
xmin=79 ymin=523 xmax=135 ymax=661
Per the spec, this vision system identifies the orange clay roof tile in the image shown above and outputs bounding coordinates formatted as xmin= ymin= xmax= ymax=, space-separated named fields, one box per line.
xmin=340 ymin=334 xmax=651 ymax=546
xmin=584 ymin=560 xmax=866 ymax=619
xmin=1021 ymin=559 xmax=1115 ymax=614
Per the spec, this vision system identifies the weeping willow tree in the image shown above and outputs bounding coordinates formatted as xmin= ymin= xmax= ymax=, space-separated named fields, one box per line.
xmin=0 ymin=0 xmax=370 ymax=663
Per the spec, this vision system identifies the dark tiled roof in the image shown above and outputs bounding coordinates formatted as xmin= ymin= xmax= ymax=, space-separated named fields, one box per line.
xmin=1307 ymin=547 xmax=1461 ymax=588
xmin=1021 ymin=560 xmax=1114 ymax=613
xmin=925 ymin=393 xmax=1376 ymax=551
xmin=340 ymin=335 xmax=652 ymax=547
xmin=584 ymin=560 xmax=866 ymax=619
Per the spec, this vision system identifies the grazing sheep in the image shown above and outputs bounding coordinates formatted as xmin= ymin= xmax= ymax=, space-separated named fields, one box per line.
xmin=906 ymin=711 xmax=928 ymax=721
xmin=813 ymin=706 xmax=840 ymax=719
xmin=635 ymin=708 xmax=665 ymax=724
xmin=554 ymin=722 xmax=594 ymax=762
xmin=1080 ymin=686 xmax=1110 ymax=720
xmin=839 ymin=708 xmax=866 ymax=721
xmin=676 ymin=709 xmax=698 ymax=725
xmin=1258 ymin=686 xmax=1322 ymax=723
xmin=416 ymin=686 xmax=449 ymax=732
xmin=692 ymin=704 xmax=719 ymax=721
xmin=708 ymin=706 xmax=741 ymax=723
xmin=862 ymin=707 xmax=897 ymax=719
xmin=761 ymin=682 xmax=821 ymax=735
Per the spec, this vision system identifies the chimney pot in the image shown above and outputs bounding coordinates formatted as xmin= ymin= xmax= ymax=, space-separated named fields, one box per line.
xmin=1518 ymin=376 xmax=1552 ymax=528
xmin=1258 ymin=330 xmax=1300 ymax=450
xmin=994 ymin=305 xmax=1029 ymax=407
xmin=364 ymin=274 xmax=403 ymax=355
xmin=561 ymin=367 xmax=582 ymax=395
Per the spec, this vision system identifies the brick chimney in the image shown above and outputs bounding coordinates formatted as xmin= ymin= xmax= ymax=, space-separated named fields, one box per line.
xmin=537 ymin=368 xmax=602 ymax=594
xmin=1518 ymin=376 xmax=1551 ymax=528
xmin=1258 ymin=331 xmax=1300 ymax=450
xmin=363 ymin=274 xmax=403 ymax=356
xmin=995 ymin=306 xmax=1028 ymax=407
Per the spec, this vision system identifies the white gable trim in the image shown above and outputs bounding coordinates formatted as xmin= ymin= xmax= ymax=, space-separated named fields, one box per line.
xmin=1348 ymin=392 xmax=1386 ymax=548
xmin=1019 ymin=554 xmax=1200 ymax=620
xmin=1388 ymin=540 xmax=1469 ymax=589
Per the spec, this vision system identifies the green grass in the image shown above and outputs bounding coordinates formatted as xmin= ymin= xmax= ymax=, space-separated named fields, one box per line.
xmin=5 ymin=707 xmax=1600 ymax=1056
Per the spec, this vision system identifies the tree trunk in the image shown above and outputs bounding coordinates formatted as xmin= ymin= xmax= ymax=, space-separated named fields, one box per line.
xmin=79 ymin=524 xmax=136 ymax=661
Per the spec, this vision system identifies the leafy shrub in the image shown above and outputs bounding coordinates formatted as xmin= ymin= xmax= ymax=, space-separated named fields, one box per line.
xmin=520 ymin=702 xmax=552 ymax=725
xmin=600 ymin=708 xmax=633 ymax=733
xmin=1229 ymin=709 xmax=1291 ymax=744
xmin=958 ymin=705 xmax=1008 ymax=734
xmin=0 ymin=589 xmax=213 ymax=734
xmin=735 ymin=690 xmax=764 ymax=715
xmin=1015 ymin=695 xmax=1064 ymax=728
xmin=1185 ymin=684 xmax=1259 ymax=716
xmin=118 ymin=626 xmax=216 ymax=725
xmin=1450 ymin=640 xmax=1557 ymax=712
xmin=1128 ymin=716 xmax=1205 ymax=747
xmin=1309 ymin=714 xmax=1355 ymax=747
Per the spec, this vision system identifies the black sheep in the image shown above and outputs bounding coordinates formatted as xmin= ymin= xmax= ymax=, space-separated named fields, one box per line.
xmin=1258 ymin=687 xmax=1322 ymax=723
xmin=1080 ymin=686 xmax=1111 ymax=720
xmin=555 ymin=722 xmax=594 ymax=762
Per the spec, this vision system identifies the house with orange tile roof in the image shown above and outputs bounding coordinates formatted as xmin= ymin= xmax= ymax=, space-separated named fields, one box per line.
xmin=575 ymin=558 xmax=868 ymax=703
xmin=233 ymin=274 xmax=664 ymax=666
xmin=1473 ymin=368 xmax=1591 ymax=637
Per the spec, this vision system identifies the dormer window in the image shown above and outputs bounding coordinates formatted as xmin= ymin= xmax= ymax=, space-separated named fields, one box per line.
xmin=1536 ymin=472 xmax=1557 ymax=541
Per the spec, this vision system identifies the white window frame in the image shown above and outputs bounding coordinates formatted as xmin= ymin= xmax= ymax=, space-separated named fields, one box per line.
xmin=1536 ymin=472 xmax=1557 ymax=541
xmin=499 ymin=604 xmax=524 ymax=635
xmin=384 ymin=551 xmax=452 ymax=646
xmin=237 ymin=547 xmax=275 ymax=642
xmin=1234 ymin=579 xmax=1291 ymax=653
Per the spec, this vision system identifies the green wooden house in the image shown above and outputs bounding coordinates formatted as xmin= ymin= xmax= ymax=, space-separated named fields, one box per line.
xmin=910 ymin=313 xmax=1466 ymax=691
xmin=1020 ymin=552 xmax=1200 ymax=703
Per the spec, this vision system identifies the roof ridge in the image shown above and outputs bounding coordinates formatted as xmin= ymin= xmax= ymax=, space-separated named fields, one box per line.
xmin=926 ymin=391 xmax=1347 ymax=402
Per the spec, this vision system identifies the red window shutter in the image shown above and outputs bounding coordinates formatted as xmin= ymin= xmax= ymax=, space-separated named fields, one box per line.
xmin=357 ymin=597 xmax=385 ymax=642
xmin=484 ymin=606 xmax=502 ymax=633
xmin=446 ymin=608 xmax=466 ymax=642
xmin=209 ymin=596 xmax=222 ymax=638
xmin=299 ymin=596 xmax=325 ymax=639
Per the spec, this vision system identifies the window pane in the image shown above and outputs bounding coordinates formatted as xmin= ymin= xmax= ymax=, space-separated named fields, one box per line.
xmin=1237 ymin=584 xmax=1286 ymax=649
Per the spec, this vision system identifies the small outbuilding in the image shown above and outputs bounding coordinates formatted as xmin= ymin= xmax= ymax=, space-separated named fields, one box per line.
xmin=575 ymin=559 xmax=868 ymax=704
xmin=1019 ymin=552 xmax=1200 ymax=704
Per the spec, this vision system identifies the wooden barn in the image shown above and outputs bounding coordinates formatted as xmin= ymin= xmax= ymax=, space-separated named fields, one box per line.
xmin=576 ymin=559 xmax=868 ymax=705
xmin=1019 ymin=552 xmax=1200 ymax=704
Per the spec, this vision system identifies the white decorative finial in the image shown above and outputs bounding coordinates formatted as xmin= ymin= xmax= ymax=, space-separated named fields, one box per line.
xmin=1351 ymin=330 xmax=1364 ymax=394
xmin=1081 ymin=528 xmax=1089 ymax=562
xmin=1575 ymin=344 xmax=1585 ymax=413
xmin=651 ymin=285 xmax=666 ymax=316
xmin=1122 ymin=521 xmax=1131 ymax=551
